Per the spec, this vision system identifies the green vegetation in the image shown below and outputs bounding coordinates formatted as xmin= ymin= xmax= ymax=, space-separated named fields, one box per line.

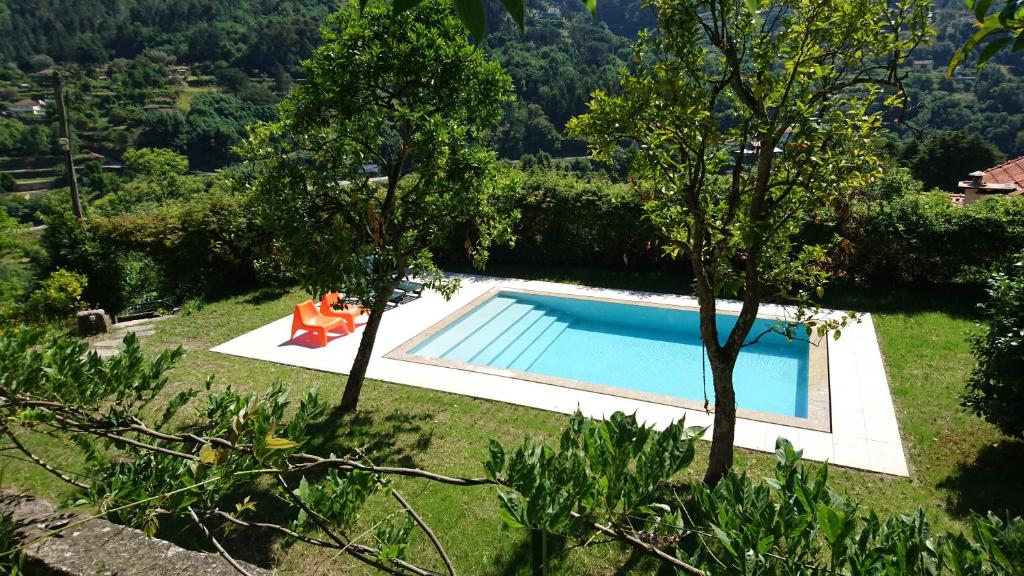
xmin=846 ymin=172 xmax=1024 ymax=284
xmin=950 ymin=0 xmax=1024 ymax=71
xmin=0 ymin=0 xmax=1023 ymax=572
xmin=246 ymin=0 xmax=516 ymax=411
xmin=0 ymin=276 xmax=1020 ymax=574
xmin=571 ymin=0 xmax=930 ymax=485
xmin=963 ymin=253 xmax=1024 ymax=438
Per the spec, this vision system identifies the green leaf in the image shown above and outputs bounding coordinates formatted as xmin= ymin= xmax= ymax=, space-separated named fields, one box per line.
xmin=499 ymin=0 xmax=525 ymax=31
xmin=817 ymin=503 xmax=843 ymax=544
xmin=454 ymin=0 xmax=486 ymax=44
xmin=264 ymin=435 xmax=299 ymax=451
xmin=973 ymin=0 xmax=995 ymax=21
xmin=392 ymin=0 xmax=421 ymax=14
xmin=581 ymin=0 xmax=597 ymax=17
xmin=978 ymin=36 xmax=1014 ymax=68
xmin=711 ymin=525 xmax=736 ymax=555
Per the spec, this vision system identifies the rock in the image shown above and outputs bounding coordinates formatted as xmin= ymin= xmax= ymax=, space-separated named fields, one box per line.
xmin=76 ymin=310 xmax=110 ymax=337
xmin=0 ymin=491 xmax=273 ymax=576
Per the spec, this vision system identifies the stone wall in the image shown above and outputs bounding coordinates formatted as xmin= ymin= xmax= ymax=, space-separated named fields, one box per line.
xmin=0 ymin=491 xmax=272 ymax=576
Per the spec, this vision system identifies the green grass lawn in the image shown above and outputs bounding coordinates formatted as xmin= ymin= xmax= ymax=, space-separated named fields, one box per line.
xmin=2 ymin=270 xmax=1020 ymax=574
xmin=176 ymin=86 xmax=220 ymax=111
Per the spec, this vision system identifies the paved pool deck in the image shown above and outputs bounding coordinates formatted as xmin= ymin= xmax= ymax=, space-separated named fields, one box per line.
xmin=211 ymin=274 xmax=909 ymax=476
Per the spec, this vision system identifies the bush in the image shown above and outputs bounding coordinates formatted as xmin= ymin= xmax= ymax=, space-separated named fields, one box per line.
xmin=43 ymin=187 xmax=271 ymax=313
xmin=91 ymin=190 xmax=263 ymax=294
xmin=962 ymin=253 xmax=1024 ymax=438
xmin=25 ymin=268 xmax=88 ymax=319
xmin=848 ymin=191 xmax=1024 ymax=284
xmin=42 ymin=210 xmax=126 ymax=313
xmin=453 ymin=168 xmax=659 ymax=268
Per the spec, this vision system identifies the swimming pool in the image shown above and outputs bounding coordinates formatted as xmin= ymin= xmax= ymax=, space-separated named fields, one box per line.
xmin=393 ymin=289 xmax=829 ymax=430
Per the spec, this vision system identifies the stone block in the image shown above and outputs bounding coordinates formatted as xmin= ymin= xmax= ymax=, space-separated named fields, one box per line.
xmin=0 ymin=491 xmax=273 ymax=576
xmin=76 ymin=310 xmax=110 ymax=337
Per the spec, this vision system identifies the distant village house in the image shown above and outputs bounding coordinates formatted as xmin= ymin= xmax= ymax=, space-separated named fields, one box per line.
xmin=911 ymin=59 xmax=934 ymax=72
xmin=957 ymin=157 xmax=1024 ymax=204
xmin=9 ymin=98 xmax=46 ymax=116
xmin=538 ymin=6 xmax=562 ymax=19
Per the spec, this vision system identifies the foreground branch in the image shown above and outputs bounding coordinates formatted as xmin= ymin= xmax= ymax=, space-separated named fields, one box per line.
xmin=187 ymin=506 xmax=256 ymax=576
xmin=392 ymin=488 xmax=456 ymax=576
xmin=0 ymin=420 xmax=89 ymax=489
xmin=570 ymin=512 xmax=705 ymax=576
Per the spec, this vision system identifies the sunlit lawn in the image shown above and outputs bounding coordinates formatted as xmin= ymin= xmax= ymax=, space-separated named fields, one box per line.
xmin=2 ymin=267 xmax=1020 ymax=575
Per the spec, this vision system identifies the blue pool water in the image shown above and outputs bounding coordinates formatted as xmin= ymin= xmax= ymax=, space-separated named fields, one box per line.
xmin=410 ymin=291 xmax=810 ymax=418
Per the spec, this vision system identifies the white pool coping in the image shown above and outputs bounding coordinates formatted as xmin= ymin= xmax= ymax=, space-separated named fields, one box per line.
xmin=211 ymin=274 xmax=909 ymax=476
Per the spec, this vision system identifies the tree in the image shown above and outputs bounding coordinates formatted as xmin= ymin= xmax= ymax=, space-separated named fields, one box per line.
xmin=908 ymin=131 xmax=1004 ymax=192
xmin=570 ymin=0 xmax=930 ymax=485
xmin=245 ymin=0 xmax=514 ymax=412
xmin=962 ymin=252 xmax=1024 ymax=438
xmin=950 ymin=0 xmax=1024 ymax=72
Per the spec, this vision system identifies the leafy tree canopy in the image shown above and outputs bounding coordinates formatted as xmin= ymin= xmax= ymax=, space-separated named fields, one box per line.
xmin=570 ymin=0 xmax=932 ymax=484
xmin=244 ymin=0 xmax=516 ymax=410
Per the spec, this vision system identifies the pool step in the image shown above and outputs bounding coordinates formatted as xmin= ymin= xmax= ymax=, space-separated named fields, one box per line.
xmin=445 ymin=302 xmax=535 ymax=362
xmin=490 ymin=312 xmax=560 ymax=368
xmin=412 ymin=296 xmax=517 ymax=358
xmin=505 ymin=314 xmax=573 ymax=371
xmin=469 ymin=306 xmax=549 ymax=365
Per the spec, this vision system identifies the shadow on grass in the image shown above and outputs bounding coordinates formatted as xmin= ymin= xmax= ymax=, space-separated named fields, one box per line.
xmin=304 ymin=405 xmax=436 ymax=469
xmin=938 ymin=439 xmax=1024 ymax=519
xmin=149 ymin=405 xmax=438 ymax=569
xmin=241 ymin=286 xmax=292 ymax=306
xmin=821 ymin=282 xmax=985 ymax=320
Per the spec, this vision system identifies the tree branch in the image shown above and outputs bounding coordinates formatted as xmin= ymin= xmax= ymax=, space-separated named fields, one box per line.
xmin=0 ymin=420 xmax=89 ymax=489
xmin=392 ymin=488 xmax=456 ymax=576
xmin=187 ymin=506 xmax=256 ymax=576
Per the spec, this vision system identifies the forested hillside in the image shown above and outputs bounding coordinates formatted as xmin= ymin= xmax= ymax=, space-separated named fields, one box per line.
xmin=0 ymin=0 xmax=338 ymax=74
xmin=0 ymin=0 xmax=1022 ymax=193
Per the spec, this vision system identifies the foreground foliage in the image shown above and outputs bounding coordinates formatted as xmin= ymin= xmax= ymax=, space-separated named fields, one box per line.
xmin=1 ymin=329 xmax=1022 ymax=575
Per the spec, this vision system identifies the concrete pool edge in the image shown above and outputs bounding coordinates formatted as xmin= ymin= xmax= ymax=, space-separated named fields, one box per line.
xmin=385 ymin=286 xmax=832 ymax=433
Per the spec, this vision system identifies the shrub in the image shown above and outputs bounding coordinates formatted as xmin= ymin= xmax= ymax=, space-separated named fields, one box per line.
xmin=43 ymin=185 xmax=271 ymax=314
xmin=41 ymin=210 xmax=125 ymax=313
xmin=962 ymin=253 xmax=1024 ymax=438
xmin=452 ymin=168 xmax=659 ymax=268
xmin=848 ymin=191 xmax=1024 ymax=284
xmin=25 ymin=269 xmax=88 ymax=319
xmin=91 ymin=189 xmax=262 ymax=294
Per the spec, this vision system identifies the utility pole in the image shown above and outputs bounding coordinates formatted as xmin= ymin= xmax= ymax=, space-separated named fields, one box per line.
xmin=52 ymin=71 xmax=83 ymax=219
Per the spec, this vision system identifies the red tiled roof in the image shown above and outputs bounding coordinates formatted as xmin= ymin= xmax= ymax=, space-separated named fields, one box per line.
xmin=11 ymin=99 xmax=41 ymax=106
xmin=982 ymin=156 xmax=1024 ymax=194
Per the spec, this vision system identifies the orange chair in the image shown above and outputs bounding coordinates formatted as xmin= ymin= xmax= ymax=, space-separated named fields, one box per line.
xmin=319 ymin=292 xmax=366 ymax=333
xmin=291 ymin=300 xmax=349 ymax=347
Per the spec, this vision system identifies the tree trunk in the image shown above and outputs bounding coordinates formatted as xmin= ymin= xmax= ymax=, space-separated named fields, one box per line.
xmin=531 ymin=528 xmax=547 ymax=576
xmin=702 ymin=361 xmax=737 ymax=487
xmin=339 ymin=288 xmax=392 ymax=412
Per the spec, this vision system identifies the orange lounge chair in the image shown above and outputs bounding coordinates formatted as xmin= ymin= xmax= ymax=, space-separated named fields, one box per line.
xmin=319 ymin=292 xmax=367 ymax=332
xmin=291 ymin=299 xmax=349 ymax=347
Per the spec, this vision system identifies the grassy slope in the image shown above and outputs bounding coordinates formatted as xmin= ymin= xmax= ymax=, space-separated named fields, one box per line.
xmin=1 ymin=271 xmax=1021 ymax=574
xmin=175 ymin=87 xmax=219 ymax=112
